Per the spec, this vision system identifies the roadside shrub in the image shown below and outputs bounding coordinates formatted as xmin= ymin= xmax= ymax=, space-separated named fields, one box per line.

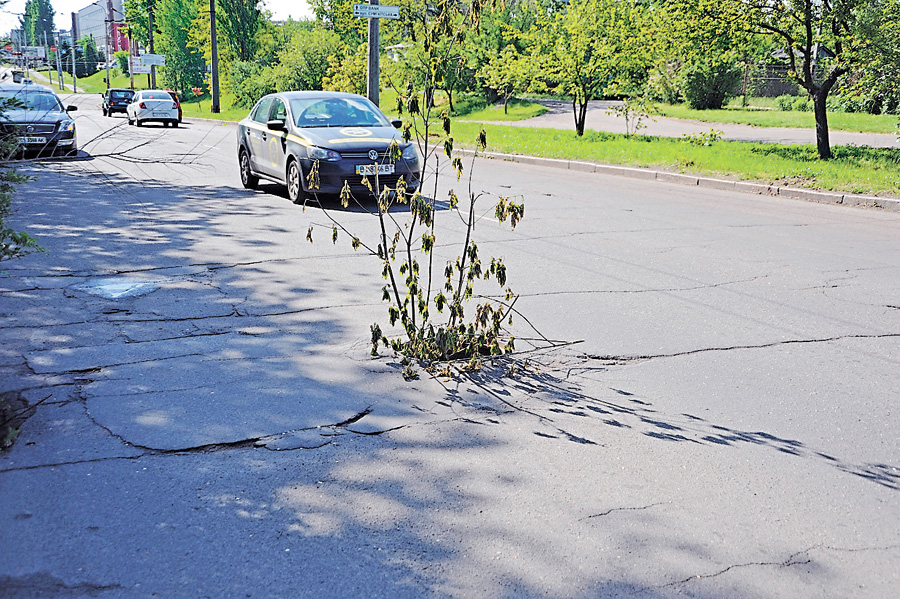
xmin=680 ymin=59 xmax=742 ymax=110
xmin=227 ymin=61 xmax=276 ymax=109
xmin=646 ymin=61 xmax=681 ymax=104
xmin=114 ymin=50 xmax=130 ymax=75
xmin=775 ymin=95 xmax=796 ymax=111
xmin=792 ymin=97 xmax=811 ymax=112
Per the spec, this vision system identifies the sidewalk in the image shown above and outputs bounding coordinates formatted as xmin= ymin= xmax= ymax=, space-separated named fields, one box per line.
xmin=485 ymin=99 xmax=898 ymax=148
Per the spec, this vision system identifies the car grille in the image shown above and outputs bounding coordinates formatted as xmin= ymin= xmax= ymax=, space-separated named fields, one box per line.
xmin=341 ymin=150 xmax=391 ymax=160
xmin=0 ymin=123 xmax=57 ymax=135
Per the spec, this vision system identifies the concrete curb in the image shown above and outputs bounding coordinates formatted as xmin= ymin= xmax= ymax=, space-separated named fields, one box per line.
xmin=458 ymin=149 xmax=900 ymax=213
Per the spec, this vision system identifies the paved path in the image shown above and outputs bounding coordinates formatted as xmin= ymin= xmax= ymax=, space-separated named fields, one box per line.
xmin=484 ymin=99 xmax=898 ymax=148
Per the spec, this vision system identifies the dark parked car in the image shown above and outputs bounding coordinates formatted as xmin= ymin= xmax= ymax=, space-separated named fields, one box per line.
xmin=102 ymin=88 xmax=134 ymax=116
xmin=164 ymin=89 xmax=182 ymax=123
xmin=0 ymin=82 xmax=78 ymax=157
xmin=236 ymin=91 xmax=421 ymax=202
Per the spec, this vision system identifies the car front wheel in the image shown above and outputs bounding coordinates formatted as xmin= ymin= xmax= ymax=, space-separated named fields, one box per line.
xmin=239 ymin=149 xmax=258 ymax=190
xmin=286 ymin=160 xmax=304 ymax=203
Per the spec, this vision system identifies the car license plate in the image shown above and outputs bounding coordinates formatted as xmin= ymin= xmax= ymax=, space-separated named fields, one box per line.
xmin=18 ymin=136 xmax=46 ymax=144
xmin=152 ymin=111 xmax=168 ymax=117
xmin=355 ymin=164 xmax=395 ymax=176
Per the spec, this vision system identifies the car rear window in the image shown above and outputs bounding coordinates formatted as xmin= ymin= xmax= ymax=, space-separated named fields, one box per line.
xmin=143 ymin=92 xmax=170 ymax=100
xmin=112 ymin=91 xmax=132 ymax=99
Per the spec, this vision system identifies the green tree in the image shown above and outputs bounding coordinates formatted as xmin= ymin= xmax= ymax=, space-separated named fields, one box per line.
xmin=268 ymin=27 xmax=344 ymax=91
xmin=123 ymin=0 xmax=151 ymax=48
xmin=307 ymin=0 xmax=366 ymax=44
xmin=479 ymin=45 xmax=529 ymax=113
xmin=157 ymin=0 xmax=207 ymax=93
xmin=322 ymin=44 xmax=367 ymax=95
xmin=78 ymin=36 xmax=100 ymax=77
xmin=21 ymin=0 xmax=54 ymax=46
xmin=216 ymin=0 xmax=263 ymax=62
xmin=730 ymin=0 xmax=891 ymax=159
xmin=528 ymin=0 xmax=652 ymax=136
xmin=838 ymin=0 xmax=900 ymax=114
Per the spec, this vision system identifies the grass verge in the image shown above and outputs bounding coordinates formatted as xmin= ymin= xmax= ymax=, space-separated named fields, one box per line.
xmin=450 ymin=121 xmax=900 ymax=197
xmin=655 ymin=102 xmax=898 ymax=134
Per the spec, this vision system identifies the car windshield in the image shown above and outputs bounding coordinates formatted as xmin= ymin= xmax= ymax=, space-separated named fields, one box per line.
xmin=0 ymin=90 xmax=63 ymax=112
xmin=290 ymin=97 xmax=391 ymax=128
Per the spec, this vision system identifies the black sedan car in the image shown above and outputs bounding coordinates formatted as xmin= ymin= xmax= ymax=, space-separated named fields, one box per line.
xmin=102 ymin=87 xmax=135 ymax=116
xmin=237 ymin=91 xmax=420 ymax=202
xmin=0 ymin=82 xmax=77 ymax=157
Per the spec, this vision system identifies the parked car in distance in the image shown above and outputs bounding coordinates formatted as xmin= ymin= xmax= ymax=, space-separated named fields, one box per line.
xmin=126 ymin=89 xmax=180 ymax=128
xmin=11 ymin=71 xmax=24 ymax=83
xmin=0 ymin=82 xmax=78 ymax=157
xmin=102 ymin=88 xmax=135 ymax=116
xmin=164 ymin=89 xmax=182 ymax=123
xmin=236 ymin=91 xmax=421 ymax=202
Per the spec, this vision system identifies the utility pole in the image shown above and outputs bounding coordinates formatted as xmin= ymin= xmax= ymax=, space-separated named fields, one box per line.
xmin=367 ymin=0 xmax=379 ymax=106
xmin=147 ymin=0 xmax=156 ymax=88
xmin=352 ymin=2 xmax=398 ymax=106
xmin=209 ymin=0 xmax=219 ymax=113
xmin=55 ymin=32 xmax=63 ymax=90
xmin=104 ymin=0 xmax=113 ymax=89
xmin=70 ymin=12 xmax=77 ymax=92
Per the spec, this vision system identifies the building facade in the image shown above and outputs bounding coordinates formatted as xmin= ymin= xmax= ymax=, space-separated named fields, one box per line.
xmin=75 ymin=0 xmax=126 ymax=57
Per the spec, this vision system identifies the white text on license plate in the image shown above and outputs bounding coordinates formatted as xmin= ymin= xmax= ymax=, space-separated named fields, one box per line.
xmin=18 ymin=136 xmax=46 ymax=144
xmin=355 ymin=164 xmax=395 ymax=176
xmin=152 ymin=111 xmax=168 ymax=117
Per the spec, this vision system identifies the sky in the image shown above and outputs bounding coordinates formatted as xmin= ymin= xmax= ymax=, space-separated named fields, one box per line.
xmin=1 ymin=0 xmax=313 ymax=36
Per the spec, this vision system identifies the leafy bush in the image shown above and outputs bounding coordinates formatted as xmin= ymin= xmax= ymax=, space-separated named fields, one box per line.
xmin=227 ymin=61 xmax=276 ymax=109
xmin=775 ymin=95 xmax=796 ymax=111
xmin=114 ymin=50 xmax=130 ymax=75
xmin=793 ymin=97 xmax=811 ymax=112
xmin=682 ymin=128 xmax=724 ymax=145
xmin=680 ymin=59 xmax=742 ymax=110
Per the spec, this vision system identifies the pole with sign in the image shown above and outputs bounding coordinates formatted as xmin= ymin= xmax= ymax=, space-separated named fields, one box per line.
xmin=353 ymin=2 xmax=399 ymax=107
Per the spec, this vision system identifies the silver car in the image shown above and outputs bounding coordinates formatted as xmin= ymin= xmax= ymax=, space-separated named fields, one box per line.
xmin=126 ymin=89 xmax=180 ymax=128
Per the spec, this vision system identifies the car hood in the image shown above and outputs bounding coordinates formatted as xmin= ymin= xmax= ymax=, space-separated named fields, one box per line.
xmin=292 ymin=125 xmax=406 ymax=152
xmin=2 ymin=109 xmax=71 ymax=125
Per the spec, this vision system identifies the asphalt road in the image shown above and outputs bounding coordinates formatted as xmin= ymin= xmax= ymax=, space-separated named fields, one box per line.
xmin=1 ymin=93 xmax=898 ymax=598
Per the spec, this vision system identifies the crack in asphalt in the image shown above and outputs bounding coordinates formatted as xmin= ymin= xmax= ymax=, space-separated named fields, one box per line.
xmin=586 ymin=332 xmax=900 ymax=363
xmin=661 ymin=548 xmax=813 ymax=587
xmin=582 ymin=502 xmax=666 ymax=520
xmin=660 ymin=544 xmax=900 ymax=588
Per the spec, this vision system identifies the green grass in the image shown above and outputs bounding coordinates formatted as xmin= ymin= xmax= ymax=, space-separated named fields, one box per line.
xmin=655 ymin=101 xmax=898 ymax=134
xmin=450 ymin=121 xmax=900 ymax=197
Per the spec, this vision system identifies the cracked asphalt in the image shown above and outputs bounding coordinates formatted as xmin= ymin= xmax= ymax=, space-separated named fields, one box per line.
xmin=1 ymin=93 xmax=898 ymax=598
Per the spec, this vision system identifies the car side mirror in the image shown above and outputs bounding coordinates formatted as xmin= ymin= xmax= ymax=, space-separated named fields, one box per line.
xmin=391 ymin=119 xmax=402 ymax=129
xmin=66 ymin=105 xmax=78 ymax=112
xmin=267 ymin=119 xmax=286 ymax=132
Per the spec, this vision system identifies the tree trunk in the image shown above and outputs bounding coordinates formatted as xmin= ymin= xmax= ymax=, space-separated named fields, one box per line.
xmin=813 ymin=88 xmax=831 ymax=160
xmin=573 ymin=98 xmax=587 ymax=136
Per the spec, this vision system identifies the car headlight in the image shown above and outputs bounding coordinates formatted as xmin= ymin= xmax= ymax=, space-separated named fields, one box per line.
xmin=401 ymin=143 xmax=418 ymax=161
xmin=60 ymin=120 xmax=75 ymax=133
xmin=308 ymin=146 xmax=341 ymax=161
